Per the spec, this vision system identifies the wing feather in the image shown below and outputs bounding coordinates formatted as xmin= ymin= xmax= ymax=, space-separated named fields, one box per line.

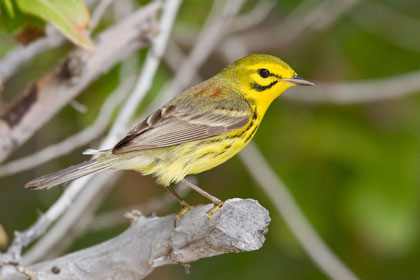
xmin=112 ymin=78 xmax=251 ymax=154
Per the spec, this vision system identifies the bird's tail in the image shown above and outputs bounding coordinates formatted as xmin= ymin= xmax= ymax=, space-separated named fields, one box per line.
xmin=25 ymin=150 xmax=136 ymax=190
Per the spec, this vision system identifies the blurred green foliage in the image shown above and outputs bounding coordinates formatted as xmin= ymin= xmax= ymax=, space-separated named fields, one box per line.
xmin=0 ymin=0 xmax=93 ymax=48
xmin=1 ymin=0 xmax=420 ymax=279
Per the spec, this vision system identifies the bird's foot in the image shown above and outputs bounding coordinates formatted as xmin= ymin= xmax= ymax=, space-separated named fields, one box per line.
xmin=174 ymin=203 xmax=191 ymax=226
xmin=206 ymin=202 xmax=224 ymax=219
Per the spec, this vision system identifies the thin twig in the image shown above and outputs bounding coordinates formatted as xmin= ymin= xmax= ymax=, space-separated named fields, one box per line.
xmin=23 ymin=172 xmax=122 ymax=265
xmin=239 ymin=143 xmax=359 ymax=280
xmin=350 ymin=1 xmax=420 ymax=52
xmin=151 ymin=0 xmax=245 ymax=108
xmin=90 ymin=0 xmax=115 ymax=31
xmin=163 ymin=40 xmax=202 ymax=86
xmin=221 ymin=0 xmax=275 ymax=62
xmin=69 ymin=100 xmax=88 ymax=113
xmin=0 ymin=26 xmax=64 ymax=82
xmin=0 ymin=59 xmax=138 ymax=177
xmin=229 ymin=0 xmax=275 ymax=33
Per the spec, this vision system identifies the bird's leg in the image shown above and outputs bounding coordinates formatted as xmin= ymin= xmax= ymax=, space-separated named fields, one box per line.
xmin=166 ymin=185 xmax=191 ymax=222
xmin=180 ymin=179 xmax=223 ymax=218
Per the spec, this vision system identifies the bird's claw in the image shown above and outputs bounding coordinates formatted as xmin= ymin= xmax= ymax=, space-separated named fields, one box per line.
xmin=206 ymin=202 xmax=224 ymax=219
xmin=174 ymin=203 xmax=191 ymax=226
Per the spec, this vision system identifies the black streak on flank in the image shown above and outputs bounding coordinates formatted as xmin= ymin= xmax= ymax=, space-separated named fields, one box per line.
xmin=244 ymin=124 xmax=259 ymax=144
xmin=224 ymin=144 xmax=233 ymax=150
xmin=251 ymin=80 xmax=278 ymax=92
xmin=0 ymin=83 xmax=38 ymax=127
xmin=252 ymin=111 xmax=258 ymax=120
xmin=197 ymin=151 xmax=214 ymax=160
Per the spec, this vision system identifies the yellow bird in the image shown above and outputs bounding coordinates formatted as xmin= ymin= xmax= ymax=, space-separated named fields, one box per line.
xmin=25 ymin=54 xmax=314 ymax=218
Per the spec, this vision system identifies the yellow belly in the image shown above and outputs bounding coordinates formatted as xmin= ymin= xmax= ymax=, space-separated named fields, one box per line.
xmin=115 ymin=118 xmax=260 ymax=186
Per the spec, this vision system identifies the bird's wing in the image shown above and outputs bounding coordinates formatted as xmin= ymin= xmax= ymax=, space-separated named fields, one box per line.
xmin=112 ymin=78 xmax=252 ymax=154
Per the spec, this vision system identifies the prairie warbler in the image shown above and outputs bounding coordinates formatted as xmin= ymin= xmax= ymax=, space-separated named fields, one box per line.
xmin=25 ymin=54 xmax=314 ymax=218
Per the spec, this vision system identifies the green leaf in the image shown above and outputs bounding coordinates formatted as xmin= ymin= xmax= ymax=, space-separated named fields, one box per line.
xmin=0 ymin=0 xmax=25 ymax=33
xmin=1 ymin=0 xmax=15 ymax=18
xmin=15 ymin=0 xmax=94 ymax=49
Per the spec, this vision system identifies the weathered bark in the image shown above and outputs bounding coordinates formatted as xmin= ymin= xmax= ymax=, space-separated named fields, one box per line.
xmin=3 ymin=198 xmax=270 ymax=280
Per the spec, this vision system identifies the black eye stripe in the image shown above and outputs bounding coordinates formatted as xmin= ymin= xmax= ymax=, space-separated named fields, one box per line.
xmin=253 ymin=69 xmax=282 ymax=91
xmin=258 ymin=69 xmax=282 ymax=79
xmin=251 ymin=80 xmax=279 ymax=91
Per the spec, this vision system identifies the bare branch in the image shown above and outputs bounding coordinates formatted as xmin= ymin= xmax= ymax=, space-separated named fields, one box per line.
xmin=239 ymin=143 xmax=359 ymax=280
xmin=22 ymin=172 xmax=122 ymax=265
xmin=4 ymin=199 xmax=270 ymax=280
xmin=350 ymin=1 xmax=420 ymax=53
xmin=0 ymin=26 xmax=64 ymax=82
xmin=154 ymin=0 xmax=245 ymax=107
xmin=163 ymin=40 xmax=202 ymax=85
xmin=237 ymin=0 xmax=360 ymax=51
xmin=0 ymin=1 xmax=162 ymax=163
xmin=90 ymin=0 xmax=114 ymax=31
xmin=0 ymin=60 xmax=137 ymax=177
xmin=229 ymin=0 xmax=275 ymax=33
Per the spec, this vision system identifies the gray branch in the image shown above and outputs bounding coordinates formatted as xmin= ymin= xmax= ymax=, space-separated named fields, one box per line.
xmin=0 ymin=1 xmax=162 ymax=163
xmin=3 ymin=199 xmax=270 ymax=280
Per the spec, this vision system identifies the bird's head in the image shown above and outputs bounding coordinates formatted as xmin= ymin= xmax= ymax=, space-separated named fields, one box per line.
xmin=222 ymin=54 xmax=314 ymax=112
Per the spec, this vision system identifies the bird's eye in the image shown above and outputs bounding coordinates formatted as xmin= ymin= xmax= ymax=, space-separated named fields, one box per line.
xmin=258 ymin=68 xmax=270 ymax=78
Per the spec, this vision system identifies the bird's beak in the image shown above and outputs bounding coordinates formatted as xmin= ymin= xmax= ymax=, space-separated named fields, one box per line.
xmin=284 ymin=75 xmax=315 ymax=86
